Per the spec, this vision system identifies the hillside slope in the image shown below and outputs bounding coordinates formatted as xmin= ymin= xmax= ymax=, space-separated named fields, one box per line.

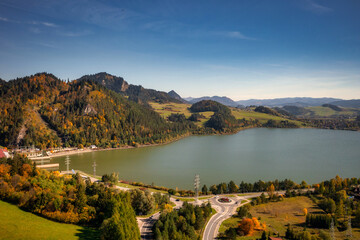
xmin=0 ymin=73 xmax=193 ymax=149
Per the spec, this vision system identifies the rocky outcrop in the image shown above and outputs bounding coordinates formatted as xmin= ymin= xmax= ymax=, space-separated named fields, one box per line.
xmin=83 ymin=104 xmax=97 ymax=115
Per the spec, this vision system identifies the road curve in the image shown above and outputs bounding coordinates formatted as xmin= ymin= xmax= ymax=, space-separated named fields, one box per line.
xmin=203 ymin=196 xmax=248 ymax=240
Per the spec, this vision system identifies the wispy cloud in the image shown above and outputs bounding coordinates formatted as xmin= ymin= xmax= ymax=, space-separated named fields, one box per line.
xmin=0 ymin=16 xmax=58 ymax=27
xmin=56 ymin=30 xmax=92 ymax=37
xmin=304 ymin=0 xmax=333 ymax=14
xmin=29 ymin=27 xmax=41 ymax=34
xmin=215 ymin=31 xmax=257 ymax=41
xmin=29 ymin=21 xmax=58 ymax=28
xmin=225 ymin=31 xmax=257 ymax=40
xmin=0 ymin=17 xmax=9 ymax=22
xmin=142 ymin=21 xmax=258 ymax=41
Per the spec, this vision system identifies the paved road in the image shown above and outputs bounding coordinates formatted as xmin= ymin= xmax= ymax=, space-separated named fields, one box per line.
xmin=203 ymin=196 xmax=248 ymax=240
xmin=64 ymin=171 xmax=312 ymax=240
xmin=138 ymin=212 xmax=161 ymax=240
xmin=137 ymin=197 xmax=184 ymax=239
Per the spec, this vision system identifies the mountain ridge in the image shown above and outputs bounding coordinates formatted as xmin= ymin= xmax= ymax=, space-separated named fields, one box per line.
xmin=78 ymin=72 xmax=182 ymax=105
xmin=185 ymin=96 xmax=238 ymax=107
xmin=236 ymin=97 xmax=342 ymax=107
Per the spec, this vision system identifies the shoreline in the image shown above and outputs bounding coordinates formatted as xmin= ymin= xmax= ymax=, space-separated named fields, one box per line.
xmin=49 ymin=132 xmax=193 ymax=158
xmin=47 ymin=126 xmax=261 ymax=159
xmin=27 ymin=125 xmax=358 ymax=160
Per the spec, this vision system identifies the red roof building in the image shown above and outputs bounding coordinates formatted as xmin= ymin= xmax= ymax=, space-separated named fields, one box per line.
xmin=0 ymin=149 xmax=10 ymax=158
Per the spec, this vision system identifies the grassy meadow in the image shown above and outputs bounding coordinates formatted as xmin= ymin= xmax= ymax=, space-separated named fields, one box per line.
xmin=149 ymin=101 xmax=304 ymax=127
xmin=219 ymin=196 xmax=360 ymax=239
xmin=305 ymin=106 xmax=359 ymax=118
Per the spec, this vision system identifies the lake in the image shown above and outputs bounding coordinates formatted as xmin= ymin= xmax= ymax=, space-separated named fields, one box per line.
xmin=50 ymin=128 xmax=360 ymax=189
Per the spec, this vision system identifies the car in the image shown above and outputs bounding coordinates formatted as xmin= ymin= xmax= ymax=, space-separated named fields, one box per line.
xmin=175 ymin=199 xmax=180 ymax=201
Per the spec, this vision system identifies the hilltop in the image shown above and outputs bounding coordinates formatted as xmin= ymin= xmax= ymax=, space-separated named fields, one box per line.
xmin=78 ymin=72 xmax=181 ymax=105
xmin=168 ymin=90 xmax=187 ymax=103
xmin=185 ymin=96 xmax=239 ymax=107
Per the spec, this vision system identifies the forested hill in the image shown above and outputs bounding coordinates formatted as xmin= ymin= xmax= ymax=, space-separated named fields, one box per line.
xmin=190 ymin=100 xmax=247 ymax=132
xmin=0 ymin=73 xmax=193 ymax=149
xmin=78 ymin=72 xmax=182 ymax=105
xmin=168 ymin=90 xmax=187 ymax=103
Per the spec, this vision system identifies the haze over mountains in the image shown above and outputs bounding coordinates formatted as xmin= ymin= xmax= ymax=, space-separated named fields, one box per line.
xmin=185 ymin=96 xmax=360 ymax=108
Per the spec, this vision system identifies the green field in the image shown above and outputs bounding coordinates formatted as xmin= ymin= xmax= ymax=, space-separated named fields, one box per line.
xmin=149 ymin=102 xmax=214 ymax=126
xmin=219 ymin=196 xmax=360 ymax=239
xmin=305 ymin=106 xmax=359 ymax=118
xmin=149 ymin=102 xmax=304 ymax=127
xmin=0 ymin=200 xmax=99 ymax=240
xmin=231 ymin=108 xmax=303 ymax=126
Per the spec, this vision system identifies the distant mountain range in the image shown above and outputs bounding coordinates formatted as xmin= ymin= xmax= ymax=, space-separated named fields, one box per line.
xmin=185 ymin=96 xmax=239 ymax=107
xmin=184 ymin=96 xmax=360 ymax=108
xmin=329 ymin=99 xmax=360 ymax=108
xmin=236 ymin=97 xmax=343 ymax=107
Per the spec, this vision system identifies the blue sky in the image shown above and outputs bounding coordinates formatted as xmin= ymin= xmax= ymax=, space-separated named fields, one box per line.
xmin=0 ymin=0 xmax=359 ymax=100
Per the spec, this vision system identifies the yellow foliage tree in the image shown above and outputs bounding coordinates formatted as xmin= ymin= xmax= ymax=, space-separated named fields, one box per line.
xmin=303 ymin=208 xmax=308 ymax=216
xmin=163 ymin=204 xmax=173 ymax=213
xmin=267 ymin=184 xmax=275 ymax=199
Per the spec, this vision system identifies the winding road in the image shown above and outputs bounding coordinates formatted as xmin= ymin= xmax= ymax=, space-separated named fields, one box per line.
xmin=203 ymin=196 xmax=249 ymax=240
xmin=66 ymin=171 xmax=308 ymax=240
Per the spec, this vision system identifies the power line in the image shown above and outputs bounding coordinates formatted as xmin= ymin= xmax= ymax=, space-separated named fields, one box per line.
xmin=194 ymin=174 xmax=200 ymax=201
xmin=92 ymin=160 xmax=97 ymax=177
xmin=65 ymin=155 xmax=70 ymax=173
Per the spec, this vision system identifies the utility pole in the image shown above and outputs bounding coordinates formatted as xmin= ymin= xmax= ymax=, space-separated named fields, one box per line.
xmin=346 ymin=215 xmax=352 ymax=239
xmin=330 ymin=217 xmax=335 ymax=240
xmin=65 ymin=155 xmax=70 ymax=173
xmin=194 ymin=174 xmax=200 ymax=201
xmin=92 ymin=160 xmax=97 ymax=178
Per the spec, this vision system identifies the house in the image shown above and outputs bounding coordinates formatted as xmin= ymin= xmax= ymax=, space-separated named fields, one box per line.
xmin=0 ymin=148 xmax=11 ymax=158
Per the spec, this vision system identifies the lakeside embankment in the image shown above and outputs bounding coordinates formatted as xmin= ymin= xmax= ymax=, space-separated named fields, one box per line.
xmin=42 ymin=126 xmax=259 ymax=159
xmin=45 ymin=132 xmax=193 ymax=159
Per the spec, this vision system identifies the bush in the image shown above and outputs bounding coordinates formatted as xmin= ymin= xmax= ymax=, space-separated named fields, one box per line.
xmin=102 ymin=173 xmax=118 ymax=184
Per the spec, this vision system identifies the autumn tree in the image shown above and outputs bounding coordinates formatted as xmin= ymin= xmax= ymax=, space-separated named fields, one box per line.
xmin=238 ymin=218 xmax=254 ymax=236
xmin=303 ymin=208 xmax=308 ymax=216
xmin=267 ymin=184 xmax=275 ymax=199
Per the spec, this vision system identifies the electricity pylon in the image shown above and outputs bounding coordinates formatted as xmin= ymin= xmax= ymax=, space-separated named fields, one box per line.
xmin=65 ymin=155 xmax=70 ymax=173
xmin=194 ymin=174 xmax=200 ymax=201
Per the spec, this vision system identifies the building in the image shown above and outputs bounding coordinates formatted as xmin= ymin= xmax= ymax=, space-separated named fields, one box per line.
xmin=0 ymin=148 xmax=11 ymax=158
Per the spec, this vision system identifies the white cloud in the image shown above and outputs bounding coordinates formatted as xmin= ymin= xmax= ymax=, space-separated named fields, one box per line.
xmin=215 ymin=31 xmax=257 ymax=41
xmin=304 ymin=0 xmax=333 ymax=14
xmin=30 ymin=21 xmax=58 ymax=27
xmin=0 ymin=17 xmax=9 ymax=22
xmin=56 ymin=30 xmax=92 ymax=37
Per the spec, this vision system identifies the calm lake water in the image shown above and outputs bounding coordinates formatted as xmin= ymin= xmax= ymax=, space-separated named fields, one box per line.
xmin=51 ymin=128 xmax=360 ymax=189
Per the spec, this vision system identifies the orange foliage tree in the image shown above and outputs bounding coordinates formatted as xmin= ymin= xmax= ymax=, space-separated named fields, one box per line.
xmin=238 ymin=218 xmax=254 ymax=236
